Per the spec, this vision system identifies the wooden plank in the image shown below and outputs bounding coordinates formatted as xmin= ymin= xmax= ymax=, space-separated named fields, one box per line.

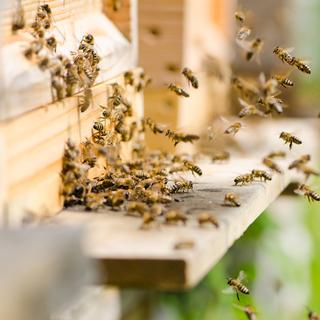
xmin=0 ymin=69 xmax=143 ymax=222
xmin=0 ymin=0 xmax=135 ymax=120
xmin=53 ymin=119 xmax=318 ymax=290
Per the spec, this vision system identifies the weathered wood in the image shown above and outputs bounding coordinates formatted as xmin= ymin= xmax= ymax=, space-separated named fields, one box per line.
xmin=0 ymin=69 xmax=143 ymax=222
xmin=53 ymin=119 xmax=318 ymax=290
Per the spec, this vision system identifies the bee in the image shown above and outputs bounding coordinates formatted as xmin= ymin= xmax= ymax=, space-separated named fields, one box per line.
xmin=258 ymin=95 xmax=285 ymax=115
xmin=224 ymin=122 xmax=242 ymax=135
xmin=168 ymin=83 xmax=190 ymax=97
xmin=169 ymin=179 xmax=193 ymax=193
xmin=238 ymin=98 xmax=265 ymax=118
xmin=211 ymin=150 xmax=230 ymax=162
xmin=46 ymin=36 xmax=57 ymax=52
xmin=235 ymin=10 xmax=246 ymax=24
xmin=182 ymin=67 xmax=199 ymax=89
xmin=231 ymin=76 xmax=260 ymax=103
xmin=307 ymin=308 xmax=320 ymax=320
xmin=294 ymin=184 xmax=320 ymax=202
xmin=288 ymin=154 xmax=311 ymax=169
xmin=144 ymin=117 xmax=166 ymax=134
xmin=106 ymin=189 xmax=128 ymax=208
xmin=80 ymin=34 xmax=95 ymax=47
xmin=79 ymin=88 xmax=93 ymax=112
xmin=111 ymin=0 xmax=123 ymax=12
xmin=300 ymin=165 xmax=320 ymax=181
xmin=124 ymin=71 xmax=135 ymax=86
xmin=11 ymin=0 xmax=25 ymax=33
xmin=263 ymin=157 xmax=283 ymax=174
xmin=279 ymin=132 xmax=302 ymax=150
xmin=293 ymin=58 xmax=311 ymax=74
xmin=236 ymin=26 xmax=251 ymax=41
xmin=165 ymin=130 xmax=200 ymax=146
xmin=198 ymin=212 xmax=219 ymax=228
xmin=140 ymin=212 xmax=158 ymax=230
xmin=183 ymin=160 xmax=202 ymax=176
xmin=224 ymin=270 xmax=250 ymax=301
xmin=273 ymin=46 xmax=295 ymax=65
xmin=242 ymin=38 xmax=264 ymax=62
xmin=174 ymin=240 xmax=195 ymax=250
xmin=234 ymin=173 xmax=254 ymax=186
xmin=166 ymin=63 xmax=180 ymax=73
xmin=223 ymin=192 xmax=240 ymax=207
xmin=233 ymin=304 xmax=257 ymax=320
xmin=127 ymin=201 xmax=149 ymax=216
xmin=165 ymin=210 xmax=188 ymax=225
xmin=251 ymin=169 xmax=272 ymax=182
xmin=85 ymin=193 xmax=105 ymax=211
xmin=267 ymin=151 xmax=286 ymax=159
xmin=274 ymin=75 xmax=294 ymax=88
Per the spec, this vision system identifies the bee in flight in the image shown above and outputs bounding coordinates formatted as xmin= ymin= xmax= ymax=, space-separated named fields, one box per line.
xmin=238 ymin=98 xmax=265 ymax=118
xmin=273 ymin=74 xmax=294 ymax=88
xmin=273 ymin=46 xmax=295 ymax=65
xmin=235 ymin=10 xmax=246 ymax=24
xmin=237 ymin=38 xmax=264 ymax=63
xmin=168 ymin=83 xmax=190 ymax=97
xmin=307 ymin=307 xmax=320 ymax=320
xmin=223 ymin=270 xmax=250 ymax=301
xmin=263 ymin=157 xmax=283 ymax=174
xmin=267 ymin=151 xmax=286 ymax=159
xmin=211 ymin=150 xmax=230 ymax=162
xmin=233 ymin=304 xmax=257 ymax=320
xmin=234 ymin=173 xmax=254 ymax=186
xmin=293 ymin=58 xmax=311 ymax=74
xmin=224 ymin=122 xmax=242 ymax=135
xmin=294 ymin=184 xmax=320 ymax=202
xmin=237 ymin=26 xmax=251 ymax=41
xmin=182 ymin=67 xmax=199 ymax=89
xmin=279 ymin=132 xmax=302 ymax=150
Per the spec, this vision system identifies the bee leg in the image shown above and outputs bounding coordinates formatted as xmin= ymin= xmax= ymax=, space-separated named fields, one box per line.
xmin=289 ymin=142 xmax=293 ymax=150
xmin=236 ymin=290 xmax=240 ymax=302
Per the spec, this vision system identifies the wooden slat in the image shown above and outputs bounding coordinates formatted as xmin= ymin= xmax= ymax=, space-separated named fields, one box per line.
xmin=53 ymin=119 xmax=318 ymax=290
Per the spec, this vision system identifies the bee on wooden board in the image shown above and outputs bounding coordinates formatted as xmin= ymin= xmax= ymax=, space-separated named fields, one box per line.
xmin=267 ymin=151 xmax=286 ymax=159
xmin=294 ymin=184 xmax=320 ymax=202
xmin=223 ymin=270 xmax=250 ymax=301
xmin=169 ymin=179 xmax=193 ymax=193
xmin=140 ymin=212 xmax=158 ymax=230
xmin=11 ymin=0 xmax=25 ymax=33
xmin=168 ymin=83 xmax=190 ymax=98
xmin=279 ymin=132 xmax=302 ymax=150
xmin=182 ymin=67 xmax=199 ymax=89
xmin=234 ymin=173 xmax=254 ymax=186
xmin=165 ymin=210 xmax=188 ymax=225
xmin=223 ymin=192 xmax=240 ymax=207
xmin=233 ymin=304 xmax=257 ymax=320
xmin=251 ymin=169 xmax=272 ymax=182
xmin=263 ymin=157 xmax=283 ymax=174
xmin=238 ymin=38 xmax=264 ymax=63
xmin=173 ymin=240 xmax=195 ymax=250
xmin=198 ymin=212 xmax=219 ymax=228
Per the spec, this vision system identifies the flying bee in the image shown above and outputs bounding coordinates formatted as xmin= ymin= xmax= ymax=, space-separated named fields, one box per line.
xmin=169 ymin=179 xmax=193 ymax=193
xmin=80 ymin=33 xmax=95 ymax=47
xmin=165 ymin=210 xmax=188 ymax=225
xmin=231 ymin=76 xmax=260 ymax=102
xmin=235 ymin=10 xmax=246 ymax=24
xmin=11 ymin=0 xmax=25 ymax=33
xmin=211 ymin=150 xmax=230 ymax=162
xmin=273 ymin=46 xmax=295 ymax=65
xmin=165 ymin=130 xmax=200 ymax=146
xmin=238 ymin=98 xmax=265 ymax=118
xmin=307 ymin=308 xmax=320 ymax=320
xmin=223 ymin=192 xmax=240 ymax=207
xmin=263 ymin=157 xmax=283 ymax=174
xmin=288 ymin=154 xmax=311 ymax=169
xmin=78 ymin=88 xmax=92 ymax=112
xmin=111 ymin=0 xmax=123 ymax=11
xmin=182 ymin=67 xmax=199 ymax=89
xmin=168 ymin=83 xmax=190 ymax=97
xmin=198 ymin=212 xmax=219 ymax=228
xmin=294 ymin=184 xmax=320 ymax=202
xmin=182 ymin=160 xmax=202 ymax=176
xmin=238 ymin=38 xmax=263 ymax=63
xmin=234 ymin=173 xmax=254 ymax=186
xmin=267 ymin=151 xmax=286 ymax=159
xmin=65 ymin=62 xmax=79 ymax=97
xmin=236 ymin=26 xmax=251 ymax=41
xmin=233 ymin=304 xmax=257 ymax=320
xmin=300 ymin=165 xmax=320 ymax=181
xmin=224 ymin=271 xmax=250 ymax=301
xmin=251 ymin=169 xmax=272 ymax=182
xmin=224 ymin=122 xmax=242 ymax=135
xmin=279 ymin=132 xmax=302 ymax=150
xmin=145 ymin=117 xmax=166 ymax=134
xmin=293 ymin=58 xmax=311 ymax=74
xmin=174 ymin=240 xmax=195 ymax=250
xmin=258 ymin=95 xmax=285 ymax=115
xmin=274 ymin=74 xmax=294 ymax=88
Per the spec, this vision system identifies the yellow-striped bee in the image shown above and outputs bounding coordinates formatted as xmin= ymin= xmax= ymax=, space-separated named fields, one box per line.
xmin=263 ymin=157 xmax=283 ymax=174
xmin=224 ymin=122 xmax=242 ymax=135
xmin=168 ymin=83 xmax=190 ymax=97
xmin=279 ymin=132 xmax=302 ymax=150
xmin=183 ymin=160 xmax=202 ymax=176
xmin=294 ymin=184 xmax=320 ymax=202
xmin=169 ymin=179 xmax=193 ymax=193
xmin=251 ymin=169 xmax=272 ymax=182
xmin=224 ymin=270 xmax=250 ymax=301
xmin=274 ymin=75 xmax=294 ymax=88
xmin=273 ymin=46 xmax=295 ymax=65
xmin=223 ymin=192 xmax=240 ymax=207
xmin=234 ymin=173 xmax=254 ymax=186
xmin=182 ymin=67 xmax=199 ymax=89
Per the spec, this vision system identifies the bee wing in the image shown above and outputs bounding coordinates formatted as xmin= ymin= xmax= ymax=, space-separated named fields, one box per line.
xmin=238 ymin=270 xmax=247 ymax=281
xmin=222 ymin=287 xmax=235 ymax=295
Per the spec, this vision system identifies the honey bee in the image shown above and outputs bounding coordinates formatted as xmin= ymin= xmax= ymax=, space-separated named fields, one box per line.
xmin=258 ymin=94 xmax=285 ymax=115
xmin=238 ymin=98 xmax=265 ymax=118
xmin=300 ymin=165 xmax=320 ymax=181
xmin=234 ymin=173 xmax=254 ymax=186
xmin=174 ymin=240 xmax=195 ymax=250
xmin=127 ymin=201 xmax=149 ymax=216
xmin=12 ymin=0 xmax=25 ymax=33
xmin=166 ymin=129 xmax=200 ymax=146
xmin=293 ymin=58 xmax=311 ymax=74
xmin=140 ymin=212 xmax=158 ymax=230
xmin=79 ymin=88 xmax=92 ymax=112
xmin=145 ymin=117 xmax=166 ymax=135
xmin=198 ymin=212 xmax=219 ymax=228
xmin=224 ymin=122 xmax=242 ymax=135
xmin=251 ymin=169 xmax=272 ymax=182
xmin=85 ymin=193 xmax=105 ymax=211
xmin=165 ymin=210 xmax=188 ymax=225
xmin=106 ymin=189 xmax=128 ymax=208
xmin=267 ymin=151 xmax=286 ymax=159
xmin=274 ymin=75 xmax=294 ymax=88
xmin=273 ymin=46 xmax=295 ymax=65
xmin=231 ymin=76 xmax=260 ymax=103
xmin=236 ymin=26 xmax=251 ymax=41
xmin=288 ymin=154 xmax=311 ymax=169
xmin=279 ymin=132 xmax=302 ymax=150
xmin=169 ymin=179 xmax=193 ymax=193
xmin=223 ymin=192 xmax=240 ymax=207
xmin=263 ymin=157 xmax=283 ymax=174
xmin=294 ymin=184 xmax=320 ymax=202
xmin=307 ymin=308 xmax=320 ymax=320
xmin=240 ymin=38 xmax=264 ymax=62
xmin=182 ymin=67 xmax=199 ymax=89
xmin=211 ymin=150 xmax=230 ymax=162
xmin=235 ymin=10 xmax=246 ymax=24
xmin=124 ymin=71 xmax=135 ymax=86
xmin=182 ymin=160 xmax=202 ymax=176
xmin=233 ymin=304 xmax=257 ymax=320
xmin=168 ymin=83 xmax=190 ymax=97
xmin=224 ymin=271 xmax=250 ymax=301
xmin=111 ymin=0 xmax=123 ymax=12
